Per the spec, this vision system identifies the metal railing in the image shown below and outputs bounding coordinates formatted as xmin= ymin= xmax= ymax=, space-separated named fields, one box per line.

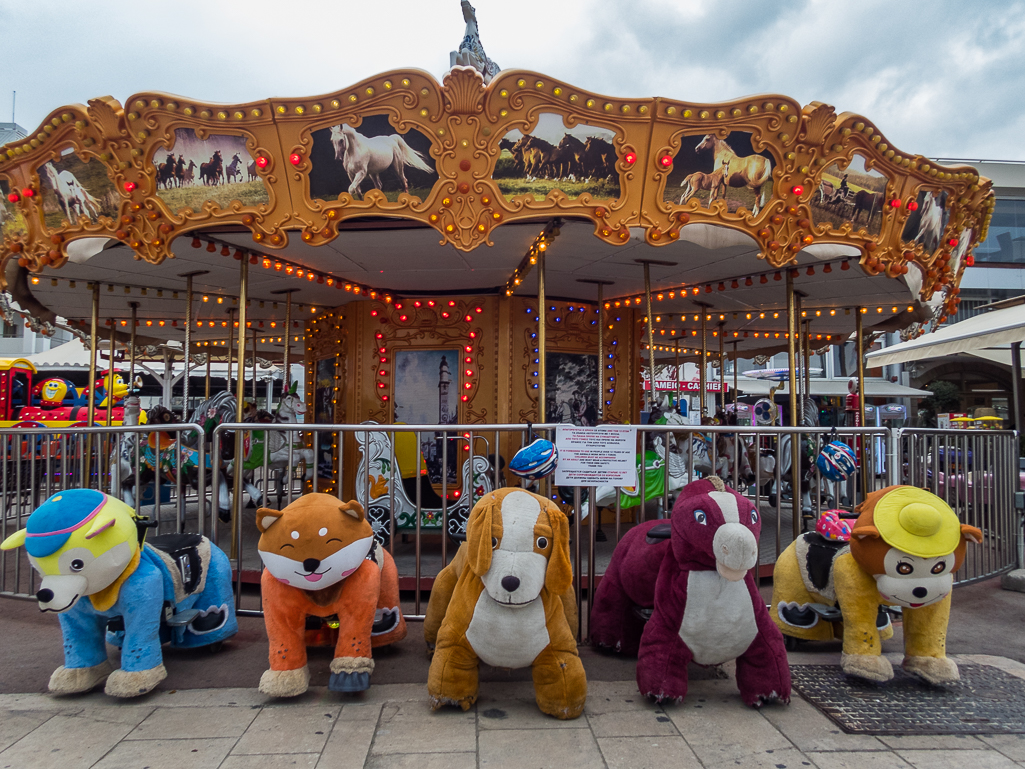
xmin=1 ymin=423 xmax=207 ymax=600
xmin=2 ymin=422 xmax=1020 ymax=631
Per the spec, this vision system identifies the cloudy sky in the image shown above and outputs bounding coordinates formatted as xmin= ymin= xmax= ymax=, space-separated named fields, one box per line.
xmin=2 ymin=0 xmax=1023 ymax=161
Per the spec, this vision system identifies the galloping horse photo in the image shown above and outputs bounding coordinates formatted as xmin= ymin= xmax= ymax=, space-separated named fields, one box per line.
xmin=328 ymin=123 xmax=434 ymax=199
xmin=663 ymin=131 xmax=774 ymax=216
xmin=38 ymin=159 xmax=112 ymax=228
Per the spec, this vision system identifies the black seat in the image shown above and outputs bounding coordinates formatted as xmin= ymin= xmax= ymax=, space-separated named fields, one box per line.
xmin=148 ymin=533 xmax=205 ymax=594
xmin=645 ymin=523 xmax=672 ymax=544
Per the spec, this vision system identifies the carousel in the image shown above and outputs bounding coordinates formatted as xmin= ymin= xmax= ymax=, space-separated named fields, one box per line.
xmin=0 ymin=6 xmax=995 ymax=575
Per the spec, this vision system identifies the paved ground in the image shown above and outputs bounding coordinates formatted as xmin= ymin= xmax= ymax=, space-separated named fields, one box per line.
xmin=1 ymin=656 xmax=1025 ymax=769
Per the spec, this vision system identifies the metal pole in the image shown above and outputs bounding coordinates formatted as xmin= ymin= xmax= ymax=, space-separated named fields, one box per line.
xmin=231 ymin=260 xmax=249 ymax=562
xmin=856 ymin=306 xmax=867 ymax=500
xmin=105 ymin=315 xmax=116 ymax=427
xmin=226 ymin=309 xmax=235 ymax=395
xmin=675 ymin=340 xmax=681 ymax=410
xmin=205 ymin=351 xmax=211 ymax=400
xmin=700 ymin=310 xmax=707 ymax=417
xmin=251 ymin=326 xmax=257 ymax=402
xmin=83 ymin=283 xmax=100 ymax=485
xmin=182 ymin=273 xmax=201 ymax=419
xmin=718 ymin=322 xmax=725 ymax=415
xmin=731 ymin=341 xmax=739 ymax=408
xmin=597 ymin=284 xmax=604 ymax=421
xmin=795 ymin=294 xmax=803 ymax=424
xmin=786 ymin=271 xmax=800 ymax=539
xmin=129 ymin=302 xmax=137 ymax=387
xmin=1011 ymin=341 xmax=1023 ymax=433
xmin=644 ymin=262 xmax=657 ymax=410
xmin=538 ymin=248 xmax=546 ymax=422
xmin=284 ymin=291 xmax=293 ymax=392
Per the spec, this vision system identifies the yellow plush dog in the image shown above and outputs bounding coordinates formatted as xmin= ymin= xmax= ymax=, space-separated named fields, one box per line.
xmin=427 ymin=488 xmax=586 ymax=719
xmin=771 ymin=485 xmax=982 ymax=684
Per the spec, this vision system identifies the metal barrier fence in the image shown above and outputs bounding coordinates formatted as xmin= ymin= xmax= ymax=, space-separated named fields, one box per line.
xmin=1 ymin=422 xmax=1020 ymax=627
xmin=899 ymin=428 xmax=1021 ymax=585
xmin=0 ymin=423 xmax=208 ymax=600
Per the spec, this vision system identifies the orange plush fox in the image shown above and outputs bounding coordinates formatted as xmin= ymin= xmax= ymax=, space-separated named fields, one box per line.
xmin=256 ymin=494 xmax=406 ymax=697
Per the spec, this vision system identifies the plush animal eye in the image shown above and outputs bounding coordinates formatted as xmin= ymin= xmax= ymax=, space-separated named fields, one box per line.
xmin=693 ymin=510 xmax=706 ymax=525
xmin=931 ymin=561 xmax=946 ymax=574
xmin=70 ymin=559 xmax=84 ymax=572
xmin=896 ymin=561 xmax=914 ymax=575
xmin=491 ymin=537 xmax=499 ymax=549
xmin=750 ymin=509 xmax=758 ymax=524
xmin=536 ymin=536 xmax=549 ymax=549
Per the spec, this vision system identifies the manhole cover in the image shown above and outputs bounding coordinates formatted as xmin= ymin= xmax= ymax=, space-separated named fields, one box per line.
xmin=791 ymin=663 xmax=1025 ymax=735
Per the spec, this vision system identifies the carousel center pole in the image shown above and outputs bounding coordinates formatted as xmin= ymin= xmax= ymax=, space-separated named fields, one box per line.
xmin=856 ymin=306 xmax=867 ymax=501
xmin=576 ymin=279 xmax=614 ymax=422
xmin=538 ymin=248 xmax=546 ymax=423
xmin=231 ymin=260 xmax=249 ymax=562
xmin=226 ymin=309 xmax=235 ymax=396
xmin=84 ymin=282 xmax=100 ymax=486
xmin=786 ymin=271 xmax=801 ymax=540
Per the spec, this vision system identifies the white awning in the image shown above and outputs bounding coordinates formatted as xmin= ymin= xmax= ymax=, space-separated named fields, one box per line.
xmin=866 ymin=304 xmax=1025 ymax=367
xmin=733 ymin=377 xmax=930 ymax=398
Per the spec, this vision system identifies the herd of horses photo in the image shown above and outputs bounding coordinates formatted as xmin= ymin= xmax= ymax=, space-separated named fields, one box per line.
xmin=494 ymin=113 xmax=620 ymax=201
xmin=309 ymin=115 xmax=437 ymax=203
xmin=36 ymin=153 xmax=120 ymax=229
xmin=809 ymin=155 xmax=888 ymax=236
xmin=664 ymin=132 xmax=775 ymax=216
xmin=153 ymin=129 xmax=269 ymax=213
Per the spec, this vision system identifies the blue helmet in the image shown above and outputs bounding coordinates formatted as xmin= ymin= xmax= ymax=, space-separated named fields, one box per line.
xmin=816 ymin=440 xmax=858 ymax=482
xmin=509 ymin=438 xmax=559 ymax=481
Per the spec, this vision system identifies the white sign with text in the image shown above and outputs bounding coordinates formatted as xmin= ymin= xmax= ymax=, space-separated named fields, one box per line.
xmin=554 ymin=425 xmax=638 ymax=487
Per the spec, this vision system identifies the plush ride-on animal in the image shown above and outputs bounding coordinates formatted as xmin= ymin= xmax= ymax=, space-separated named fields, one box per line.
xmin=771 ymin=485 xmax=982 ymax=684
xmin=0 ymin=489 xmax=237 ymax=697
xmin=590 ymin=477 xmax=790 ymax=707
xmin=427 ymin=488 xmax=586 ymax=719
xmin=256 ymin=493 xmax=407 ymax=697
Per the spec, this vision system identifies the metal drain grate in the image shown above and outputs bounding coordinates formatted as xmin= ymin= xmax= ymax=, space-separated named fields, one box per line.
xmin=791 ymin=663 xmax=1025 ymax=735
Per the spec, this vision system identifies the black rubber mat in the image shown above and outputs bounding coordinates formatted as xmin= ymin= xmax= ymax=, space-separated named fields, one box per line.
xmin=791 ymin=663 xmax=1025 ymax=735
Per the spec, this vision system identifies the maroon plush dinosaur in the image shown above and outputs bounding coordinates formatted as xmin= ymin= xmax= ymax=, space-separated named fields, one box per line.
xmin=590 ymin=476 xmax=790 ymax=707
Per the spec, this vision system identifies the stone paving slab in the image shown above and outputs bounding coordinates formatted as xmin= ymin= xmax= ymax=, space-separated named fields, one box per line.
xmin=0 ymin=656 xmax=1023 ymax=768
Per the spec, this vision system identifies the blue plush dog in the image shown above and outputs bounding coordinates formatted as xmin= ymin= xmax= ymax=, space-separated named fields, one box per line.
xmin=0 ymin=489 xmax=237 ymax=697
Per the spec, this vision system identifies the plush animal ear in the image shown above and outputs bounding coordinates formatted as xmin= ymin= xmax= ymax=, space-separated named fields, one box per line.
xmin=85 ymin=510 xmax=118 ymax=539
xmin=544 ymin=503 xmax=573 ymax=596
xmin=0 ymin=528 xmax=26 ymax=550
xmin=851 ymin=524 xmax=881 ymax=541
xmin=256 ymin=508 xmax=283 ymax=533
xmin=465 ymin=496 xmax=495 ymax=577
xmin=340 ymin=501 xmax=366 ymax=522
xmin=961 ymin=524 xmax=983 ymax=544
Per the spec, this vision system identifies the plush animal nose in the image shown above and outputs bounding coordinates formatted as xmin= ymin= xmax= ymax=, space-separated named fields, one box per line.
xmin=501 ymin=575 xmax=520 ymax=592
xmin=36 ymin=588 xmax=54 ymax=603
xmin=912 ymin=587 xmax=928 ymax=599
xmin=302 ymin=558 xmax=321 ymax=573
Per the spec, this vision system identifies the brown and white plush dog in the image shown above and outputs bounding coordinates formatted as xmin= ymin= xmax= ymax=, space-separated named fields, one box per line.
xmin=771 ymin=485 xmax=982 ymax=684
xmin=427 ymin=488 xmax=586 ymax=719
xmin=256 ymin=494 xmax=406 ymax=697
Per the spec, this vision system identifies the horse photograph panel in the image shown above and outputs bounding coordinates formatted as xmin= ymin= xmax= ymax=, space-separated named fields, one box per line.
xmin=664 ymin=132 xmax=774 ymax=216
xmin=902 ymin=189 xmax=950 ymax=255
xmin=495 ymin=113 xmax=620 ymax=202
xmin=545 ymin=352 xmax=599 ymax=426
xmin=36 ymin=149 xmax=120 ymax=229
xmin=810 ymin=154 xmax=888 ymax=236
xmin=309 ymin=114 xmax=437 ymax=203
xmin=153 ymin=129 xmax=269 ymax=213
xmin=0 ymin=179 xmax=28 ymax=239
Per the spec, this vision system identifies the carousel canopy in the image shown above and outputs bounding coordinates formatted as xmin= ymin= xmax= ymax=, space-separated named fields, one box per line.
xmin=0 ymin=66 xmax=993 ymax=352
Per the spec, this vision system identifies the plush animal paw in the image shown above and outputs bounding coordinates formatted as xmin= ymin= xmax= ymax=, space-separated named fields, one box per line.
xmin=428 ymin=693 xmax=476 ymax=711
xmin=744 ymin=690 xmax=791 ymax=708
xmin=259 ymin=665 xmax=310 ymax=698
xmin=841 ymin=652 xmax=893 ymax=683
xmin=903 ymin=655 xmax=960 ymax=685
xmin=329 ymin=671 xmax=370 ymax=693
xmin=48 ymin=661 xmax=113 ymax=695
xmin=104 ymin=664 xmax=167 ymax=698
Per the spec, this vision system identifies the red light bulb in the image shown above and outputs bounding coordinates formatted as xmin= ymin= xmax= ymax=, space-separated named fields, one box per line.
xmin=289 ymin=153 xmax=302 ymax=166
xmin=21 ymin=188 xmax=34 ymax=198
xmin=890 ymin=198 xmax=902 ymax=208
xmin=791 ymin=185 xmax=804 ymax=195
xmin=124 ymin=182 xmax=136 ymax=192
xmin=7 ymin=192 xmax=19 ymax=203
xmin=907 ymin=200 xmax=919 ymax=212
xmin=624 ymin=152 xmax=637 ymax=164
xmin=255 ymin=156 xmax=269 ymax=169
xmin=659 ymin=156 xmax=672 ymax=168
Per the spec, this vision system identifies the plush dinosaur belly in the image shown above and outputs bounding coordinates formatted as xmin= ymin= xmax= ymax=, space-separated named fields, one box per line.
xmin=465 ymin=591 xmax=550 ymax=668
xmin=679 ymin=570 xmax=757 ymax=665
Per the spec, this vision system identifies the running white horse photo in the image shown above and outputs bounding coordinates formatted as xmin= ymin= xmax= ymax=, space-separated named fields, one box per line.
xmin=42 ymin=163 xmax=102 ymax=222
xmin=329 ymin=124 xmax=434 ymax=199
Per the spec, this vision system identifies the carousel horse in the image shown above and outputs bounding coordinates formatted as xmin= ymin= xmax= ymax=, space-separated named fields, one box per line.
xmin=450 ymin=0 xmax=500 ymax=83
xmin=113 ymin=405 xmax=232 ymax=519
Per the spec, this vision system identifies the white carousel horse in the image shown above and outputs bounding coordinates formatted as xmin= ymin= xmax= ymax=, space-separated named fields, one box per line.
xmin=42 ymin=163 xmax=102 ymax=222
xmin=329 ymin=124 xmax=433 ymax=199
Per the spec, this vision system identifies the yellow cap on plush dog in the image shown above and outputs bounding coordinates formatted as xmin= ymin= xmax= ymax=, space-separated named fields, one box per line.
xmin=872 ymin=487 xmax=961 ymax=558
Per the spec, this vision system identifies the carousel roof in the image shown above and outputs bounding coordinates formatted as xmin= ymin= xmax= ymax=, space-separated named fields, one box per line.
xmin=0 ymin=66 xmax=994 ymax=354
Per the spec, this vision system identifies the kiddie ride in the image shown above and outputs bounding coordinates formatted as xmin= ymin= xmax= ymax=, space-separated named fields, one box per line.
xmin=0 ymin=359 xmax=145 ymax=428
